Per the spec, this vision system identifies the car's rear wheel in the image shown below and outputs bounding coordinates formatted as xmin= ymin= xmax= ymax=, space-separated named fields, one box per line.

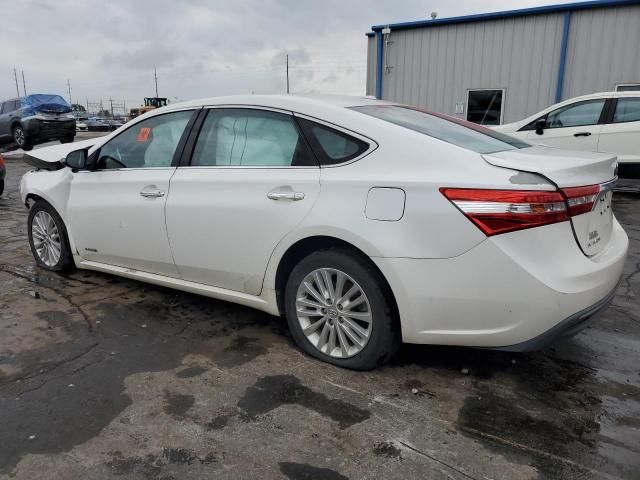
xmin=284 ymin=249 xmax=400 ymax=370
xmin=27 ymin=201 xmax=74 ymax=272
xmin=0 ymin=179 xmax=4 ymax=197
xmin=60 ymin=136 xmax=75 ymax=144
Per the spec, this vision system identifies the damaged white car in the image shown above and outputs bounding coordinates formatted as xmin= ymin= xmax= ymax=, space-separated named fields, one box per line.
xmin=20 ymin=95 xmax=628 ymax=369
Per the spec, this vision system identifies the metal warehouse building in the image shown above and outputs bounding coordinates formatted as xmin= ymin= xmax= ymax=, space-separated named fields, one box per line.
xmin=365 ymin=0 xmax=640 ymax=125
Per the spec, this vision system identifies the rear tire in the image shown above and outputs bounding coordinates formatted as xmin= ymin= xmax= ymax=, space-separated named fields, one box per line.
xmin=27 ymin=200 xmax=75 ymax=272
xmin=60 ymin=136 xmax=75 ymax=144
xmin=284 ymin=249 xmax=400 ymax=370
xmin=0 ymin=179 xmax=4 ymax=197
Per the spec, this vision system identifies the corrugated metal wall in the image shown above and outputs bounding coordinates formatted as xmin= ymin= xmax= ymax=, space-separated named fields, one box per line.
xmin=367 ymin=4 xmax=640 ymax=123
xmin=563 ymin=5 xmax=640 ymax=98
xmin=366 ymin=35 xmax=377 ymax=96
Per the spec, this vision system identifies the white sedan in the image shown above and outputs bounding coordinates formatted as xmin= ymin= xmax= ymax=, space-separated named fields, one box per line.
xmin=493 ymin=91 xmax=640 ymax=180
xmin=20 ymin=95 xmax=628 ymax=369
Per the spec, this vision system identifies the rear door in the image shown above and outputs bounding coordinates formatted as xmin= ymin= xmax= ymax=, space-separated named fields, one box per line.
xmin=525 ymin=99 xmax=606 ymax=151
xmin=165 ymin=107 xmax=320 ymax=295
xmin=598 ymin=96 xmax=640 ymax=165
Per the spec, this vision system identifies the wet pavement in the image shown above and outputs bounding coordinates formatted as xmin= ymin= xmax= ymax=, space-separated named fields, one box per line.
xmin=1 ymin=155 xmax=639 ymax=480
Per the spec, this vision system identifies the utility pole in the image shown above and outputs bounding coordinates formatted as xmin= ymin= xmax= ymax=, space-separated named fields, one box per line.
xmin=154 ymin=68 xmax=159 ymax=97
xmin=67 ymin=80 xmax=72 ymax=105
xmin=21 ymin=70 xmax=27 ymax=96
xmin=285 ymin=55 xmax=289 ymax=94
xmin=13 ymin=68 xmax=20 ymax=97
xmin=109 ymin=97 xmax=114 ymax=117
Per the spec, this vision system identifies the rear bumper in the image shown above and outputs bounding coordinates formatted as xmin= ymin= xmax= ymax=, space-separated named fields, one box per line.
xmin=490 ymin=285 xmax=617 ymax=351
xmin=373 ymin=218 xmax=628 ymax=347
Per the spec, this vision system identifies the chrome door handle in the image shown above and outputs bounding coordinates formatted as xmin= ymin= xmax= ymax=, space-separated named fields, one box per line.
xmin=140 ymin=189 xmax=165 ymax=198
xmin=267 ymin=191 xmax=305 ymax=201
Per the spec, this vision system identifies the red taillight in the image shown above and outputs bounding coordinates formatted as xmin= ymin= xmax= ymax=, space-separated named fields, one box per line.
xmin=440 ymin=188 xmax=569 ymax=236
xmin=561 ymin=185 xmax=600 ymax=216
xmin=0 ymin=154 xmax=5 ymax=168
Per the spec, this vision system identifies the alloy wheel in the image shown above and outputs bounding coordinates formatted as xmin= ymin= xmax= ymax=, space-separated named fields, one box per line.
xmin=13 ymin=127 xmax=25 ymax=146
xmin=31 ymin=211 xmax=62 ymax=267
xmin=295 ymin=268 xmax=372 ymax=358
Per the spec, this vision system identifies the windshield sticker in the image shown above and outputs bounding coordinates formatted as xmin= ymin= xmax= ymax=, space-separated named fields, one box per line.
xmin=137 ymin=127 xmax=151 ymax=142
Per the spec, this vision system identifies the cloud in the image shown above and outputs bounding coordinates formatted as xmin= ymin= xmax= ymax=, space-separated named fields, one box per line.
xmin=0 ymin=0 xmax=576 ymax=108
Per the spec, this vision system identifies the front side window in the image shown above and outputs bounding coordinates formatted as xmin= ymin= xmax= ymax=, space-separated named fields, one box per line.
xmin=466 ymin=89 xmax=504 ymax=126
xmin=95 ymin=110 xmax=193 ymax=169
xmin=545 ymin=100 xmax=605 ymax=128
xmin=351 ymin=105 xmax=528 ymax=154
xmin=191 ymin=109 xmax=315 ymax=167
xmin=613 ymin=98 xmax=640 ymax=123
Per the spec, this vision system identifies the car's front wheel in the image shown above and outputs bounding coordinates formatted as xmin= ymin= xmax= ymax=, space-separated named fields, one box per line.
xmin=27 ymin=201 xmax=75 ymax=271
xmin=284 ymin=249 xmax=400 ymax=370
xmin=12 ymin=125 xmax=31 ymax=150
xmin=60 ymin=136 xmax=75 ymax=144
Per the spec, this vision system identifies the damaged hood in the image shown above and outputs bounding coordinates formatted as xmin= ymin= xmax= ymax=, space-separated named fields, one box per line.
xmin=23 ymin=138 xmax=97 ymax=170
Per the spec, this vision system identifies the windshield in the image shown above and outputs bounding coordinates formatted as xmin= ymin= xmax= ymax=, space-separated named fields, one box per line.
xmin=351 ymin=105 xmax=529 ymax=154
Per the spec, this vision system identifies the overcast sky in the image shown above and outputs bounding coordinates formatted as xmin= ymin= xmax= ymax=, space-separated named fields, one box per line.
xmin=0 ymin=0 xmax=574 ymax=111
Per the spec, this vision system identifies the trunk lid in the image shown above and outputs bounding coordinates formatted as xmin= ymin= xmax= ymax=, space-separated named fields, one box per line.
xmin=483 ymin=146 xmax=618 ymax=257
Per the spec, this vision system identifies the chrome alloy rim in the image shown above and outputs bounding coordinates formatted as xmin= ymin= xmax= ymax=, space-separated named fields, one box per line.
xmin=14 ymin=127 xmax=25 ymax=146
xmin=295 ymin=268 xmax=372 ymax=358
xmin=31 ymin=211 xmax=61 ymax=267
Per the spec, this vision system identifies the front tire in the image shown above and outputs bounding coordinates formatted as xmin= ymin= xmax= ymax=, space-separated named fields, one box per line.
xmin=284 ymin=249 xmax=400 ymax=370
xmin=27 ymin=201 xmax=75 ymax=272
xmin=60 ymin=135 xmax=75 ymax=144
xmin=12 ymin=125 xmax=31 ymax=150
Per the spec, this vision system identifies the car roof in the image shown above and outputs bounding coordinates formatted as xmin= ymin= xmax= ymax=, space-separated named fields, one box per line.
xmin=164 ymin=94 xmax=392 ymax=112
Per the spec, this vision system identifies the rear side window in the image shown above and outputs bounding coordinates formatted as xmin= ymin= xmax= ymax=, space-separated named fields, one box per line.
xmin=1 ymin=100 xmax=18 ymax=113
xmin=351 ymin=105 xmax=527 ymax=154
xmin=613 ymin=98 xmax=640 ymax=123
xmin=297 ymin=118 xmax=369 ymax=165
xmin=191 ymin=109 xmax=316 ymax=167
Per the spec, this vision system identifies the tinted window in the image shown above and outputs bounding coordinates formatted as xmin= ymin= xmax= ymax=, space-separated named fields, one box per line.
xmin=1 ymin=100 xmax=18 ymax=114
xmin=613 ymin=98 xmax=640 ymax=123
xmin=351 ymin=105 xmax=528 ymax=154
xmin=191 ymin=109 xmax=315 ymax=167
xmin=546 ymin=100 xmax=605 ymax=128
xmin=467 ymin=90 xmax=503 ymax=126
xmin=297 ymin=119 xmax=369 ymax=165
xmin=96 ymin=110 xmax=193 ymax=169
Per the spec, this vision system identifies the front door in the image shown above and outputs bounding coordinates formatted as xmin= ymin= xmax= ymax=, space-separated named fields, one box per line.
xmin=67 ymin=109 xmax=195 ymax=277
xmin=526 ymin=98 xmax=606 ymax=151
xmin=165 ymin=107 xmax=320 ymax=295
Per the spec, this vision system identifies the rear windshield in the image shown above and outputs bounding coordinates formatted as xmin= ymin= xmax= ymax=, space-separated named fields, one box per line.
xmin=351 ymin=105 xmax=529 ymax=154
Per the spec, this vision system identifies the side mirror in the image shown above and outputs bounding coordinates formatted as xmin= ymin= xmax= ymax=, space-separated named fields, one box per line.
xmin=64 ymin=148 xmax=88 ymax=170
xmin=535 ymin=118 xmax=547 ymax=135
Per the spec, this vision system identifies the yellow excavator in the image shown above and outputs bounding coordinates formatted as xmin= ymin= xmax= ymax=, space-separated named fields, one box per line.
xmin=128 ymin=97 xmax=169 ymax=121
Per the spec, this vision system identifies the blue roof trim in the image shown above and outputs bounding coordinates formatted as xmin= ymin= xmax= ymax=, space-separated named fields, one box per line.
xmin=369 ymin=0 xmax=640 ymax=33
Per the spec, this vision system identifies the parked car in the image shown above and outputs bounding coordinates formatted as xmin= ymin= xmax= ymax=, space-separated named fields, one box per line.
xmin=76 ymin=120 xmax=88 ymax=132
xmin=19 ymin=95 xmax=628 ymax=370
xmin=0 ymin=153 xmax=5 ymax=196
xmin=493 ymin=92 xmax=640 ymax=180
xmin=0 ymin=94 xmax=75 ymax=150
xmin=85 ymin=117 xmax=111 ymax=131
